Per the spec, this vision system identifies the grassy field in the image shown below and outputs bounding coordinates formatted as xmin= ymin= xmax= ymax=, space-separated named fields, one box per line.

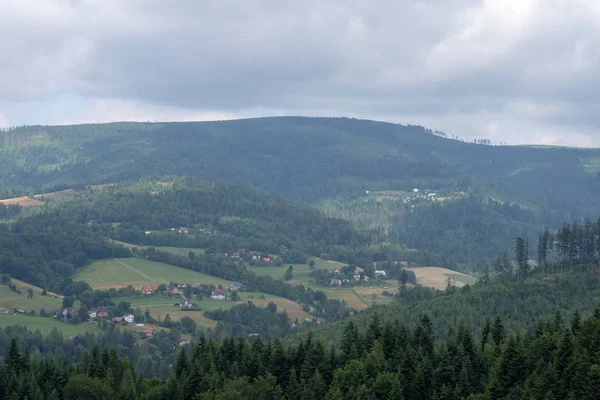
xmin=127 ymin=291 xmax=312 ymax=328
xmin=0 ymin=314 xmax=100 ymax=336
xmin=110 ymin=240 xmax=206 ymax=258
xmin=0 ymin=285 xmax=63 ymax=314
xmin=407 ymin=267 xmax=477 ymax=290
xmin=74 ymin=258 xmax=231 ymax=290
xmin=156 ymin=247 xmax=206 ymax=257
xmin=248 ymin=257 xmax=347 ymax=286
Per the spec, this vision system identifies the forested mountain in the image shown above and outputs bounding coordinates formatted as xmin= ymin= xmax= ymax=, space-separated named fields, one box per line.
xmin=3 ymin=117 xmax=600 ymax=268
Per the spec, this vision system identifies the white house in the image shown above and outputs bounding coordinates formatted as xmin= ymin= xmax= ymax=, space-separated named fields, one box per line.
xmin=211 ymin=289 xmax=226 ymax=300
xmin=123 ymin=314 xmax=135 ymax=324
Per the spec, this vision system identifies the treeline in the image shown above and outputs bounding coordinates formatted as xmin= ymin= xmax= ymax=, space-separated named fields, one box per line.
xmin=4 ymin=305 xmax=600 ymax=399
xmin=0 ymin=203 xmax=21 ymax=219
xmin=0 ymin=324 xmax=181 ymax=380
xmin=389 ymin=196 xmax=539 ymax=268
xmin=63 ymin=178 xmax=373 ymax=255
xmin=0 ymin=216 xmax=130 ymax=291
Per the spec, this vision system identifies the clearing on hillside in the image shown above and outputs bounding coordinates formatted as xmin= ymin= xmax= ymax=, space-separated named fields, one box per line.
xmin=0 ymin=285 xmax=63 ymax=314
xmin=0 ymin=314 xmax=100 ymax=336
xmin=407 ymin=267 xmax=477 ymax=290
xmin=0 ymin=196 xmax=44 ymax=207
xmin=74 ymin=258 xmax=231 ymax=290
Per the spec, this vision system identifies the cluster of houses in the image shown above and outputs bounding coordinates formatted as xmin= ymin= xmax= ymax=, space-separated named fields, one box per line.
xmin=58 ymin=307 xmax=136 ymax=325
xmin=289 ymin=317 xmax=326 ymax=329
xmin=329 ymin=268 xmax=387 ymax=286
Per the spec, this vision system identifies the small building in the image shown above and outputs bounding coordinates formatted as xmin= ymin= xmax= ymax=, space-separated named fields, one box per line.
xmin=88 ymin=310 xmax=98 ymax=319
xmin=112 ymin=317 xmax=123 ymax=324
xmin=97 ymin=311 xmax=109 ymax=318
xmin=263 ymin=257 xmax=272 ymax=263
xmin=16 ymin=309 xmax=26 ymax=315
xmin=428 ymin=193 xmax=437 ymax=197
xmin=179 ymin=300 xmax=193 ymax=308
xmin=353 ymin=274 xmax=361 ymax=281
xmin=231 ymin=251 xmax=241 ymax=259
xmin=374 ymin=270 xmax=387 ymax=277
xmin=169 ymin=287 xmax=180 ymax=295
xmin=279 ymin=245 xmax=289 ymax=252
xmin=178 ymin=340 xmax=191 ymax=347
xmin=144 ymin=328 xmax=155 ymax=338
xmin=142 ymin=286 xmax=156 ymax=294
xmin=123 ymin=314 xmax=135 ymax=324
xmin=330 ymin=278 xmax=342 ymax=286
xmin=412 ymin=188 xmax=419 ymax=193
xmin=211 ymin=289 xmax=226 ymax=300
xmin=177 ymin=283 xmax=187 ymax=289
xmin=179 ymin=227 xmax=189 ymax=234
xmin=62 ymin=308 xmax=76 ymax=317
xmin=229 ymin=282 xmax=244 ymax=291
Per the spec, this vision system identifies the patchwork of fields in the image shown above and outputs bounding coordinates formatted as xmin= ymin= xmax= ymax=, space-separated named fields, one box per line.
xmin=128 ymin=291 xmax=311 ymax=328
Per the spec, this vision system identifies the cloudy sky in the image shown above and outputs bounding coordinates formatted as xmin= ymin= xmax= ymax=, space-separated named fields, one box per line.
xmin=1 ymin=0 xmax=600 ymax=146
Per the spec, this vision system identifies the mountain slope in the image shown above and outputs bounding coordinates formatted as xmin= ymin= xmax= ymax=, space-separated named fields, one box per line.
xmin=3 ymin=117 xmax=600 ymax=267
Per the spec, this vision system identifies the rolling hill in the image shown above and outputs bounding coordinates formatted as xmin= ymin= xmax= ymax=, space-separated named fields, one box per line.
xmin=3 ymin=117 xmax=600 ymax=267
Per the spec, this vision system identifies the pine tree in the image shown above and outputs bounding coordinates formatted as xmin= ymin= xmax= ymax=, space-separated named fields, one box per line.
xmin=118 ymin=367 xmax=136 ymax=400
xmin=492 ymin=316 xmax=505 ymax=346
xmin=175 ymin=348 xmax=190 ymax=380
xmin=5 ymin=339 xmax=20 ymax=374
xmin=286 ymin=368 xmax=302 ymax=400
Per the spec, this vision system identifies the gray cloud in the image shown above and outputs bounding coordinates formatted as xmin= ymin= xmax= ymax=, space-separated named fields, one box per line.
xmin=1 ymin=0 xmax=600 ymax=146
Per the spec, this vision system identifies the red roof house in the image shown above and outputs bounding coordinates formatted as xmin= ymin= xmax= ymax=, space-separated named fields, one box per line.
xmin=97 ymin=311 xmax=109 ymax=318
xmin=142 ymin=286 xmax=156 ymax=294
xmin=263 ymin=257 xmax=272 ymax=263
xmin=179 ymin=227 xmax=189 ymax=233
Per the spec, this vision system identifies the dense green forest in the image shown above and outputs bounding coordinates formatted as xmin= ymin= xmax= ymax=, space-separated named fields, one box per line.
xmin=3 ymin=303 xmax=600 ymax=399
xmin=3 ymin=117 xmax=600 ymax=268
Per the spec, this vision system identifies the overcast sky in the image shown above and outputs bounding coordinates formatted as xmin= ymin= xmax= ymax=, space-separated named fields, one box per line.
xmin=1 ymin=0 xmax=600 ymax=146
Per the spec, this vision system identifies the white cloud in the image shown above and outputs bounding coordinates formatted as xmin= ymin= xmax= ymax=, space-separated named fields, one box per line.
xmin=0 ymin=0 xmax=600 ymax=146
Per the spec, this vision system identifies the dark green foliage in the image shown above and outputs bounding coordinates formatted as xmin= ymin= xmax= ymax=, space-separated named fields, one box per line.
xmin=3 ymin=308 xmax=600 ymax=399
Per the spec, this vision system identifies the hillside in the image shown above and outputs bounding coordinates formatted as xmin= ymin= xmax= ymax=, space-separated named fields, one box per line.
xmin=3 ymin=117 xmax=600 ymax=268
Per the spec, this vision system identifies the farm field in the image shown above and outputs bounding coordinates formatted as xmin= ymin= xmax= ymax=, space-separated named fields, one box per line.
xmin=0 ymin=314 xmax=100 ymax=336
xmin=74 ymin=258 xmax=231 ymax=290
xmin=110 ymin=240 xmax=206 ymax=258
xmin=0 ymin=196 xmax=44 ymax=207
xmin=156 ymin=247 xmax=206 ymax=257
xmin=407 ymin=267 xmax=477 ymax=290
xmin=127 ymin=291 xmax=311 ymax=328
xmin=0 ymin=285 xmax=63 ymax=314
xmin=247 ymin=259 xmax=396 ymax=309
xmin=248 ymin=257 xmax=347 ymax=286
xmin=12 ymin=278 xmax=63 ymax=298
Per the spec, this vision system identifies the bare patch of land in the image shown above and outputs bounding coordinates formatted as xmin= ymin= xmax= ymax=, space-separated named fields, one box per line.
xmin=407 ymin=267 xmax=477 ymax=290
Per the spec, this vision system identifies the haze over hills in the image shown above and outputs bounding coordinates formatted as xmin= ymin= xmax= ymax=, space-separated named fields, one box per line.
xmin=2 ymin=117 xmax=600 ymax=268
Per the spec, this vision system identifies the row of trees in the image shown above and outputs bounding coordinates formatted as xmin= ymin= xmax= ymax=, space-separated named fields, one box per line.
xmin=4 ymin=305 xmax=600 ymax=399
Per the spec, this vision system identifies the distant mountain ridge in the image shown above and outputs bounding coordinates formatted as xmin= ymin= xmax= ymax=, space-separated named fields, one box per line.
xmin=3 ymin=116 xmax=600 ymax=267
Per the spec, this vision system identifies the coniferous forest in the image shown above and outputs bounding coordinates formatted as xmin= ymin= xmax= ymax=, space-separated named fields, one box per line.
xmin=3 ymin=307 xmax=600 ymax=400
